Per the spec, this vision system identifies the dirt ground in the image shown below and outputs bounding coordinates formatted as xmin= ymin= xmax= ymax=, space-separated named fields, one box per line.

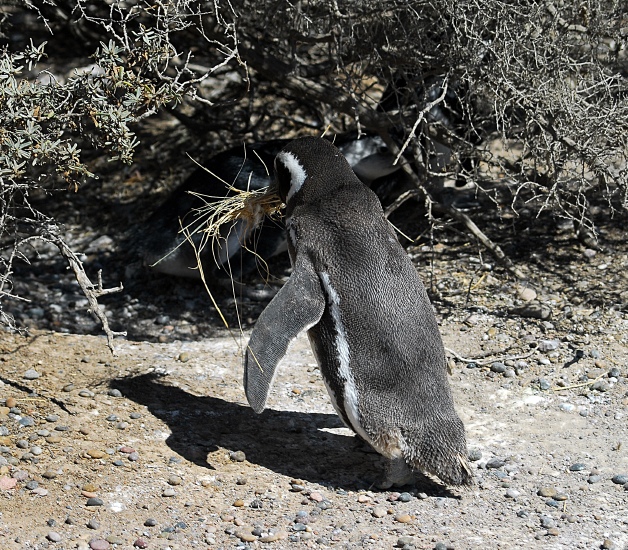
xmin=1 ymin=279 xmax=628 ymax=549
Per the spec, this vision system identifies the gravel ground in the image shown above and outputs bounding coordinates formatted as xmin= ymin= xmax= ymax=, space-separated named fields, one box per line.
xmin=1 ymin=297 xmax=628 ymax=549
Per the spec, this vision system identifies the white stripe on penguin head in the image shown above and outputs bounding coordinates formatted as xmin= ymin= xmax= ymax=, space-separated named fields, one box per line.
xmin=278 ymin=151 xmax=307 ymax=203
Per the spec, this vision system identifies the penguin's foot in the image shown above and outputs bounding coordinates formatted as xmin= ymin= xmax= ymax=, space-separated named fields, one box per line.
xmin=376 ymin=456 xmax=415 ymax=489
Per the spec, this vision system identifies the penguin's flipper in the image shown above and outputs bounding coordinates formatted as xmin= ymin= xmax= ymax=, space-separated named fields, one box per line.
xmin=244 ymin=255 xmax=325 ymax=413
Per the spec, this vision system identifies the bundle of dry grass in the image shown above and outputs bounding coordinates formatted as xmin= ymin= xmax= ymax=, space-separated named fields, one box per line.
xmin=189 ymin=185 xmax=284 ymax=242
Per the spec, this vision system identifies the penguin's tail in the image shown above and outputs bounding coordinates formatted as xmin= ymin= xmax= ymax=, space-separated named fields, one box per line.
xmin=400 ymin=419 xmax=475 ymax=487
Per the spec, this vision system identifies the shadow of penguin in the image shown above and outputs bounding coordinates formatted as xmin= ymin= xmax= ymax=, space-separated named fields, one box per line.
xmin=111 ymin=372 xmax=457 ymax=496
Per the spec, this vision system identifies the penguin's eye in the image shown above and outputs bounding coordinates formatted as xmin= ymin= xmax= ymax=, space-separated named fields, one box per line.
xmin=274 ymin=157 xmax=292 ymax=203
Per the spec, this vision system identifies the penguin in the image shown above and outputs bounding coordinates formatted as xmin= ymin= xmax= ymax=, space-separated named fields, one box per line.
xmin=244 ymin=136 xmax=472 ymax=488
xmin=140 ymin=134 xmax=398 ymax=284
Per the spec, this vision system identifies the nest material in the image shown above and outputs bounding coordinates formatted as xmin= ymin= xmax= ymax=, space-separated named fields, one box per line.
xmin=190 ymin=185 xmax=284 ymax=240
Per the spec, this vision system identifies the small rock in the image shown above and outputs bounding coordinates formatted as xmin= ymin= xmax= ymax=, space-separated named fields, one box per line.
xmin=538 ymin=339 xmax=560 ymax=352
xmin=397 ymin=536 xmax=416 ymax=547
xmin=162 ymin=488 xmax=176 ymax=497
xmin=47 ymin=531 xmax=62 ymax=542
xmin=569 ymin=463 xmax=586 ymax=472
xmin=537 ymin=487 xmax=557 ymax=498
xmin=23 ymin=369 xmax=40 ymax=380
xmin=517 ymin=286 xmax=537 ymax=302
xmin=490 ymin=362 xmax=507 ymax=373
xmin=540 ymin=515 xmax=555 ymax=528
xmin=133 ymin=539 xmax=149 ymax=549
xmin=230 ymin=450 xmax=246 ymax=462
xmin=394 ymin=513 xmax=413 ymax=523
xmin=45 ymin=414 xmax=59 ymax=423
xmin=87 ymin=449 xmax=106 ymax=459
xmin=538 ymin=378 xmax=551 ymax=390
xmin=0 ymin=476 xmax=17 ymax=490
xmin=232 ymin=499 xmax=245 ymax=507
xmin=89 ymin=539 xmax=110 ymax=550
xmin=372 ymin=506 xmax=387 ymax=518
xmin=87 ymin=518 xmax=100 ymax=529
xmin=468 ymin=449 xmax=482 ymax=461
xmin=505 ymin=488 xmax=520 ymax=499
xmin=309 ymin=491 xmax=323 ymax=502
xmin=167 ymin=475 xmax=182 ymax=486
xmin=86 ymin=497 xmax=104 ymax=506
xmin=611 ymin=474 xmax=628 ymax=485
xmin=398 ymin=492 xmax=412 ymax=502
xmin=144 ymin=518 xmax=157 ymax=527
xmin=107 ymin=389 xmax=123 ymax=397
xmin=78 ymin=389 xmax=95 ymax=398
xmin=42 ymin=470 xmax=57 ymax=479
xmin=588 ymin=475 xmax=602 ymax=484
xmin=486 ymin=457 xmax=506 ymax=469
xmin=591 ymin=380 xmax=610 ymax=392
xmin=128 ymin=452 xmax=139 ymax=461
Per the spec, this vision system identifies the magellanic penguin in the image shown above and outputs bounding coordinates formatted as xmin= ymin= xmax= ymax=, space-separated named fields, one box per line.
xmin=244 ymin=136 xmax=472 ymax=488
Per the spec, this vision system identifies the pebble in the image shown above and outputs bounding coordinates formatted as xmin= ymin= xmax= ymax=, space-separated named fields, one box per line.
xmin=540 ymin=515 xmax=555 ymax=528
xmin=394 ymin=513 xmax=413 ymax=523
xmin=25 ymin=480 xmax=39 ymax=490
xmin=233 ymin=498 xmax=245 ymax=507
xmin=398 ymin=536 xmax=416 ymax=547
xmin=45 ymin=414 xmax=59 ymax=422
xmin=569 ymin=463 xmax=586 ymax=472
xmin=591 ymin=380 xmax=610 ymax=392
xmin=398 ymin=492 xmax=412 ymax=502
xmin=468 ymin=449 xmax=482 ymax=461
xmin=133 ymin=539 xmax=148 ymax=549
xmin=19 ymin=417 xmax=35 ymax=427
xmin=505 ymin=488 xmax=520 ymax=499
xmin=89 ymin=540 xmax=110 ymax=550
xmin=107 ymin=389 xmax=122 ymax=397
xmin=537 ymin=487 xmax=557 ymax=498
xmin=538 ymin=339 xmax=560 ymax=352
xmin=144 ymin=518 xmax=157 ymax=526
xmin=87 ymin=518 xmax=100 ymax=529
xmin=538 ymin=378 xmax=551 ymax=390
xmin=230 ymin=450 xmax=246 ymax=462
xmin=79 ymin=389 xmax=95 ymax=398
xmin=130 ymin=412 xmax=142 ymax=419
xmin=128 ymin=452 xmax=139 ymax=461
xmin=23 ymin=369 xmax=41 ymax=379
xmin=119 ymin=446 xmax=135 ymax=453
xmin=47 ymin=531 xmax=62 ymax=542
xmin=162 ymin=488 xmax=176 ymax=497
xmin=611 ymin=474 xmax=628 ymax=485
xmin=588 ymin=475 xmax=602 ymax=484
xmin=490 ymin=362 xmax=507 ymax=373
xmin=86 ymin=497 xmax=104 ymax=506
xmin=486 ymin=457 xmax=506 ymax=469
xmin=168 ymin=475 xmax=182 ymax=486
xmin=309 ymin=491 xmax=323 ymax=502
xmin=372 ymin=506 xmax=387 ymax=518
xmin=87 ymin=449 xmax=106 ymax=459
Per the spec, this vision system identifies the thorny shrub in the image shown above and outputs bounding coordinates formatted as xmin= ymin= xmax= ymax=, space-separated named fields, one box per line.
xmin=0 ymin=0 xmax=626 ymax=343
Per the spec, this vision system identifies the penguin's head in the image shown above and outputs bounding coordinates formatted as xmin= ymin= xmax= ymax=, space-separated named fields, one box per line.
xmin=273 ymin=136 xmax=360 ymax=207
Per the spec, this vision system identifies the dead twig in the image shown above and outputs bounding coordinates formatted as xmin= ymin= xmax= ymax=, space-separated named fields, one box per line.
xmin=41 ymin=227 xmax=126 ymax=354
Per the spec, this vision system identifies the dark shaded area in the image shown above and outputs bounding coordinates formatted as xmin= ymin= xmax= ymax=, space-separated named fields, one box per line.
xmin=110 ymin=372 xmax=456 ymax=496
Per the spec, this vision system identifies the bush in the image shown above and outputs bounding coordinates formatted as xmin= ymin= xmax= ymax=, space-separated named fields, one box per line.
xmin=1 ymin=0 xmax=626 ymax=345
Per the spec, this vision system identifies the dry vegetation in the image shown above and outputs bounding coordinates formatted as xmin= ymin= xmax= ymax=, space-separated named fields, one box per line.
xmin=0 ymin=0 xmax=626 ymax=340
